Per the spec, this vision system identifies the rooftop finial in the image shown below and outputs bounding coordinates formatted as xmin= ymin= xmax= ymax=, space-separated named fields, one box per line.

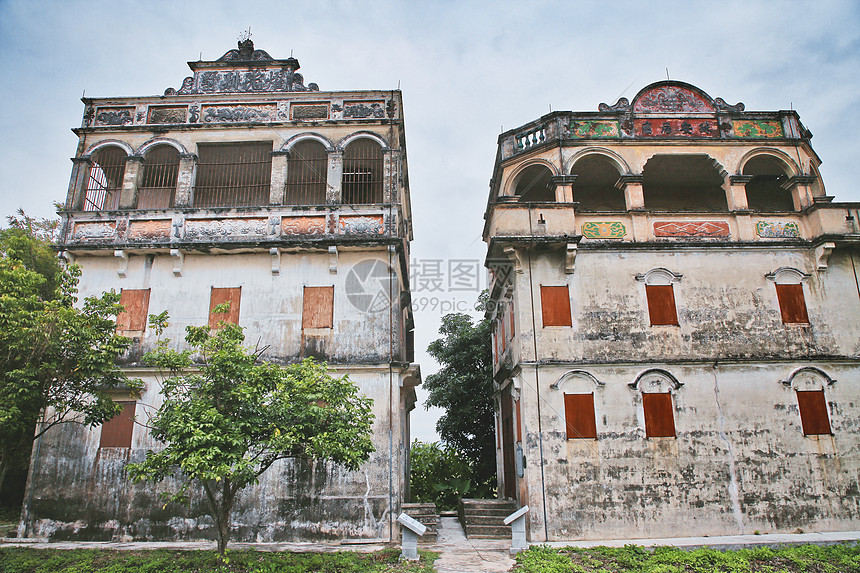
xmin=238 ymin=27 xmax=252 ymax=43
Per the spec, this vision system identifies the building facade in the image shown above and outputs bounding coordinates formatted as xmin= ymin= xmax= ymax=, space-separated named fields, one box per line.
xmin=483 ymin=81 xmax=860 ymax=541
xmin=20 ymin=40 xmax=420 ymax=542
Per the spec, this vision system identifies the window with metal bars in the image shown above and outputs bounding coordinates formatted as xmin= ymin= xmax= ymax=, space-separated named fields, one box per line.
xmin=342 ymin=139 xmax=383 ymax=204
xmin=285 ymin=140 xmax=327 ymax=205
xmin=83 ymin=147 xmax=126 ymax=211
xmin=138 ymin=145 xmax=179 ymax=209
xmin=193 ymin=142 xmax=272 ymax=208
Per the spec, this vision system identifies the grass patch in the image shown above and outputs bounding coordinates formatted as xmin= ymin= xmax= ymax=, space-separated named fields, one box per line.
xmin=513 ymin=543 xmax=860 ymax=572
xmin=0 ymin=547 xmax=438 ymax=573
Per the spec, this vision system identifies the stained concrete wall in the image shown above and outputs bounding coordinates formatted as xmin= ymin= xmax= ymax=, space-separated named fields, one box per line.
xmin=20 ymin=248 xmax=415 ymax=541
xmin=500 ymin=244 xmax=860 ymax=541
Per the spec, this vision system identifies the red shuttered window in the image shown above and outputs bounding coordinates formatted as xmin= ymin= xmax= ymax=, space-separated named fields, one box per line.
xmin=116 ymin=289 xmax=151 ymax=332
xmin=303 ymin=286 xmax=334 ymax=329
xmin=776 ymin=284 xmax=809 ymax=324
xmin=643 ymin=392 xmax=676 ymax=437
xmin=541 ymin=285 xmax=572 ymax=327
xmin=564 ymin=393 xmax=597 ymax=439
xmin=209 ymin=287 xmax=241 ymax=328
xmin=645 ymin=284 xmax=678 ymax=326
xmin=99 ymin=401 xmax=136 ymax=448
xmin=796 ymin=390 xmax=832 ymax=435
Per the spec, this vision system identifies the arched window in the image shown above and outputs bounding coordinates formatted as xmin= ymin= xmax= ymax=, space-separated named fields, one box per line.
xmin=742 ymin=155 xmax=794 ymax=212
xmin=342 ymin=139 xmax=383 ymax=204
xmin=513 ymin=164 xmax=553 ymax=202
xmin=570 ymin=155 xmax=625 ymax=211
xmin=285 ymin=140 xmax=327 ymax=205
xmin=138 ymin=145 xmax=179 ymax=209
xmin=629 ymin=369 xmax=682 ymax=438
xmin=83 ymin=146 xmax=126 ymax=211
xmin=642 ymin=155 xmax=727 ymax=212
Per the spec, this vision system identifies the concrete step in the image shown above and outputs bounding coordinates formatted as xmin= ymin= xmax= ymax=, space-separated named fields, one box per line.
xmin=465 ymin=515 xmax=509 ymax=526
xmin=464 ymin=525 xmax=512 ymax=537
xmin=402 ymin=502 xmax=439 ymax=544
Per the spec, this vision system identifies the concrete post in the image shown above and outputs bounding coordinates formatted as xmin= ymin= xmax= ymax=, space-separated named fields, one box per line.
xmin=269 ymin=150 xmax=289 ymax=205
xmin=397 ymin=513 xmax=426 ymax=561
xmin=327 ymin=150 xmax=343 ymax=204
xmin=783 ymin=175 xmax=816 ymax=211
xmin=67 ymin=157 xmax=92 ymax=210
xmin=119 ymin=155 xmax=144 ymax=209
xmin=383 ymin=149 xmax=397 ymax=204
xmin=617 ymin=175 xmax=645 ymax=210
xmin=174 ymin=153 xmax=198 ymax=207
xmin=549 ymin=175 xmax=576 ymax=203
xmin=503 ymin=505 xmax=530 ymax=554
xmin=728 ymin=175 xmax=752 ymax=211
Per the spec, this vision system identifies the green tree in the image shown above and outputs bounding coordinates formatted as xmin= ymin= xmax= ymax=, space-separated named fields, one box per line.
xmin=0 ymin=224 xmax=136 ymax=500
xmin=423 ymin=304 xmax=495 ymax=498
xmin=127 ymin=312 xmax=375 ymax=558
xmin=409 ymin=441 xmax=474 ymax=511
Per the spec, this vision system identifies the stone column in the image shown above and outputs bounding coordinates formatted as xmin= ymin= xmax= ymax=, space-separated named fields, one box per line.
xmin=616 ymin=175 xmax=645 ymax=210
xmin=327 ymin=150 xmax=343 ymax=204
xmin=549 ymin=175 xmax=576 ymax=203
xmin=783 ymin=175 xmax=816 ymax=211
xmin=119 ymin=155 xmax=144 ymax=209
xmin=728 ymin=175 xmax=752 ymax=211
xmin=174 ymin=153 xmax=198 ymax=207
xmin=383 ymin=149 xmax=397 ymax=204
xmin=269 ymin=150 xmax=289 ymax=205
xmin=67 ymin=157 xmax=92 ymax=210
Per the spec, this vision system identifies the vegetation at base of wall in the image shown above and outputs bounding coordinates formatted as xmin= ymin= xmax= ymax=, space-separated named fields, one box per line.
xmin=0 ymin=548 xmax=437 ymax=573
xmin=513 ymin=543 xmax=860 ymax=573
xmin=409 ymin=440 xmax=475 ymax=511
xmin=422 ymin=294 xmax=495 ymax=500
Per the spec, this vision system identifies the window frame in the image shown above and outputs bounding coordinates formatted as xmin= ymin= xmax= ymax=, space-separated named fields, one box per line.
xmin=99 ymin=401 xmax=136 ymax=449
xmin=796 ymin=389 xmax=832 ymax=435
xmin=563 ymin=392 xmax=598 ymax=440
xmin=642 ymin=392 xmax=676 ymax=438
xmin=302 ymin=286 xmax=334 ymax=329
xmin=540 ymin=285 xmax=572 ymax=327
xmin=209 ymin=286 xmax=241 ymax=328
xmin=116 ymin=288 xmax=151 ymax=332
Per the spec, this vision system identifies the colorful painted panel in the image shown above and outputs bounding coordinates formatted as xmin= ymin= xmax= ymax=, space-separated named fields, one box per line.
xmin=653 ymin=221 xmax=730 ymax=238
xmin=201 ymin=104 xmax=276 ymax=123
xmin=733 ymin=120 xmax=783 ymax=138
xmin=71 ymin=221 xmax=117 ymax=241
xmin=633 ymin=86 xmax=714 ymax=113
xmin=581 ymin=221 xmax=627 ymax=239
xmin=94 ymin=107 xmax=134 ymax=126
xmin=570 ymin=121 xmax=619 ymax=138
xmin=282 ymin=216 xmax=326 ymax=235
xmin=185 ymin=217 xmax=268 ymax=239
xmin=148 ymin=106 xmax=187 ymax=124
xmin=635 ymin=119 xmax=719 ymax=138
xmin=756 ymin=221 xmax=800 ymax=238
xmin=127 ymin=219 xmax=171 ymax=241
xmin=340 ymin=215 xmax=384 ymax=235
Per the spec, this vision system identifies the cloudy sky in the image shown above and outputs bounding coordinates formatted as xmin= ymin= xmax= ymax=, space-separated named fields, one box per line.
xmin=1 ymin=0 xmax=858 ymax=442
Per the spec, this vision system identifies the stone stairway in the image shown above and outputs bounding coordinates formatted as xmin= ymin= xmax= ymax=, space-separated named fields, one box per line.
xmin=401 ymin=502 xmax=439 ymax=544
xmin=458 ymin=498 xmax=517 ymax=539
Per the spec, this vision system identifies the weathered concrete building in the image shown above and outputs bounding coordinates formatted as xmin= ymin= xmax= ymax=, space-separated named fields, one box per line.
xmin=20 ymin=39 xmax=420 ymax=542
xmin=484 ymin=81 xmax=860 ymax=541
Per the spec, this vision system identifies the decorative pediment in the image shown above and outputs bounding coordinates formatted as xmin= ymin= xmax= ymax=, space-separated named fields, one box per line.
xmin=633 ymin=82 xmax=717 ymax=114
xmin=164 ymin=39 xmax=319 ymax=95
